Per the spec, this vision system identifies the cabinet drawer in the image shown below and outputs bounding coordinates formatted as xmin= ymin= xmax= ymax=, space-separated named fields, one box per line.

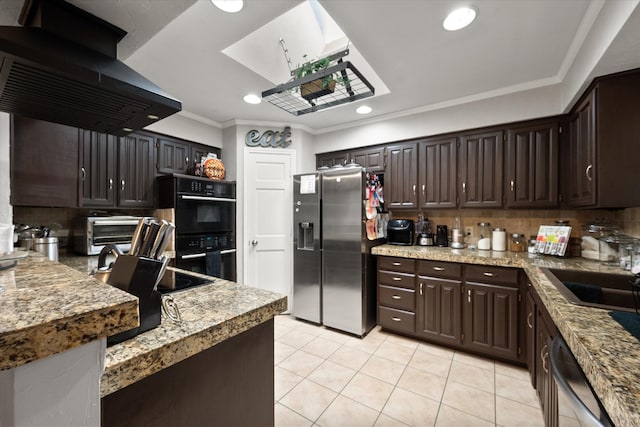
xmin=378 ymin=306 xmax=415 ymax=334
xmin=378 ymin=271 xmax=415 ymax=289
xmin=417 ymin=260 xmax=462 ymax=279
xmin=378 ymin=257 xmax=416 ymax=274
xmin=465 ymin=264 xmax=519 ymax=286
xmin=379 ymin=285 xmax=415 ymax=311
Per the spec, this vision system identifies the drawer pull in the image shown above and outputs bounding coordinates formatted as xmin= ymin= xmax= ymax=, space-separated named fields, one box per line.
xmin=483 ymin=272 xmax=495 ymax=277
xmin=392 ymin=262 xmax=402 ymax=266
xmin=433 ymin=266 xmax=445 ymax=271
xmin=391 ymin=295 xmax=402 ymax=300
xmin=391 ymin=317 xmax=402 ymax=322
xmin=392 ymin=277 xmax=402 ymax=281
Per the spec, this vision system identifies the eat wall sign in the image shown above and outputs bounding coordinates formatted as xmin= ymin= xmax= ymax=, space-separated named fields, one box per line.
xmin=245 ymin=126 xmax=292 ymax=148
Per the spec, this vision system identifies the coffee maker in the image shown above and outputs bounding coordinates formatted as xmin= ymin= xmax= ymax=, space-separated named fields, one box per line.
xmin=435 ymin=225 xmax=448 ymax=247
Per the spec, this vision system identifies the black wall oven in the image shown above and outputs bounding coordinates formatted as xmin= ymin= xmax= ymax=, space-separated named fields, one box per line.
xmin=158 ymin=174 xmax=236 ymax=287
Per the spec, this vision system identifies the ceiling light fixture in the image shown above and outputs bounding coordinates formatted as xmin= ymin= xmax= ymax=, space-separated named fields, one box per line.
xmin=356 ymin=105 xmax=372 ymax=114
xmin=243 ymin=94 xmax=261 ymax=104
xmin=211 ymin=0 xmax=243 ymax=13
xmin=443 ymin=7 xmax=477 ymax=31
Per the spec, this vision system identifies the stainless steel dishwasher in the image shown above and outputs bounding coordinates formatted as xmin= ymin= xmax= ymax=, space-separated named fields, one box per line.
xmin=550 ymin=336 xmax=613 ymax=427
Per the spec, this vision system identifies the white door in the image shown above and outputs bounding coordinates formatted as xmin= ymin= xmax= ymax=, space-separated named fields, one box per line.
xmin=244 ymin=149 xmax=294 ymax=311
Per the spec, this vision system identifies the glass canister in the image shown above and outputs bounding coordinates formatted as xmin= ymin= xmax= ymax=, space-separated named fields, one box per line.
xmin=510 ymin=233 xmax=526 ymax=252
xmin=477 ymin=222 xmax=491 ymax=250
xmin=632 ymin=243 xmax=640 ymax=274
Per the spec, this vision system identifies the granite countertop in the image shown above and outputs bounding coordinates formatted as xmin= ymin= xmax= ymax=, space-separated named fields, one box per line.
xmin=57 ymin=253 xmax=288 ymax=397
xmin=0 ymin=251 xmax=139 ymax=372
xmin=372 ymin=244 xmax=639 ymax=427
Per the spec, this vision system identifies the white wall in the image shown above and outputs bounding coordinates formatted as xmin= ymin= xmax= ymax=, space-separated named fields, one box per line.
xmin=314 ymin=84 xmax=562 ymax=153
xmin=144 ymin=112 xmax=222 ymax=148
xmin=0 ymin=113 xmax=11 ymax=226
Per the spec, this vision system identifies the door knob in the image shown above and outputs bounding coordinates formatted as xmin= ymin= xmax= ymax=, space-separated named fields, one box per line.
xmin=250 ymin=240 xmax=258 ymax=246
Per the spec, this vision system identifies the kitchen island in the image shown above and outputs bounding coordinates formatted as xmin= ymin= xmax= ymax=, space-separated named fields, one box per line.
xmin=1 ymin=251 xmax=287 ymax=426
xmin=372 ymin=245 xmax=640 ymax=427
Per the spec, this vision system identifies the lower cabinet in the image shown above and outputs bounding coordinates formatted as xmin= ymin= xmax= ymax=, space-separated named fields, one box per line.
xmin=377 ymin=256 xmax=523 ymax=364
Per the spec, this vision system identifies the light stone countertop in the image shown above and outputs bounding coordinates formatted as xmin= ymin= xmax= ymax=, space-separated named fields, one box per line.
xmin=56 ymin=252 xmax=288 ymax=397
xmin=0 ymin=251 xmax=139 ymax=372
xmin=372 ymin=244 xmax=639 ymax=427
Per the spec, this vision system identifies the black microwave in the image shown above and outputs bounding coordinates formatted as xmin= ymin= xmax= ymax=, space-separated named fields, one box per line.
xmin=158 ymin=174 xmax=236 ymax=235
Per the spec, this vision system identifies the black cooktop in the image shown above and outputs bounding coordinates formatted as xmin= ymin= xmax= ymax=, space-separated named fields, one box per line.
xmin=156 ymin=271 xmax=213 ymax=294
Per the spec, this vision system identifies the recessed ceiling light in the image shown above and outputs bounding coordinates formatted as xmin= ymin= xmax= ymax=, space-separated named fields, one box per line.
xmin=356 ymin=105 xmax=372 ymax=114
xmin=122 ymin=127 xmax=133 ymax=132
xmin=147 ymin=114 xmax=159 ymax=120
xmin=211 ymin=0 xmax=243 ymax=13
xmin=443 ymin=7 xmax=477 ymax=31
xmin=243 ymin=94 xmax=261 ymax=104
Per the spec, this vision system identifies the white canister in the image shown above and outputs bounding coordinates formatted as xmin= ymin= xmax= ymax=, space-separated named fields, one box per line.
xmin=492 ymin=228 xmax=506 ymax=251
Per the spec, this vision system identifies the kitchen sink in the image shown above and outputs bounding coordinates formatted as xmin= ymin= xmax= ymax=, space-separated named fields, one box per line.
xmin=541 ymin=268 xmax=636 ymax=312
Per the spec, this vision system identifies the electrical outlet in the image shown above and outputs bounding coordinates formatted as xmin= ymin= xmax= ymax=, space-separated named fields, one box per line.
xmin=465 ymin=226 xmax=474 ymax=238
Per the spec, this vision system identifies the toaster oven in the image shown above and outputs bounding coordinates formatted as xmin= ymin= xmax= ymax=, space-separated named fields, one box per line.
xmin=73 ymin=216 xmax=142 ymax=255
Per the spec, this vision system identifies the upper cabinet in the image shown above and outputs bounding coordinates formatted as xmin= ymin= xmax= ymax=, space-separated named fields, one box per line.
xmin=385 ymin=142 xmax=418 ymax=209
xmin=11 ymin=116 xmax=79 ymax=207
xmin=505 ymin=120 xmax=559 ymax=208
xmin=118 ymin=132 xmax=156 ymax=209
xmin=566 ymin=69 xmax=640 ymax=208
xmin=79 ymin=130 xmax=118 ymax=208
xmin=156 ymin=135 xmax=219 ymax=176
xmin=418 ymin=137 xmax=457 ymax=209
xmin=459 ymin=130 xmax=504 ymax=208
xmin=316 ymin=146 xmax=384 ymax=171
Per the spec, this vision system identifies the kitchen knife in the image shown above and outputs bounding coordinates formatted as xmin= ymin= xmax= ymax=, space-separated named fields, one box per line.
xmin=129 ymin=217 xmax=151 ymax=256
xmin=153 ymin=255 xmax=171 ymax=290
xmin=149 ymin=220 xmax=169 ymax=259
xmin=138 ymin=220 xmax=160 ymax=258
xmin=153 ymin=222 xmax=175 ymax=260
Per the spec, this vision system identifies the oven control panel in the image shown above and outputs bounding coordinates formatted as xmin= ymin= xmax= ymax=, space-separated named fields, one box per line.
xmin=176 ymin=233 xmax=234 ymax=253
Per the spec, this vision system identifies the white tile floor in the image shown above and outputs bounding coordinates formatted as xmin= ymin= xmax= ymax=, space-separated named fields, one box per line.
xmin=274 ymin=314 xmax=544 ymax=427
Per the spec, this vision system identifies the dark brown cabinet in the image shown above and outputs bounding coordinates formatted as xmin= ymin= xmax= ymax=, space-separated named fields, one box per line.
xmin=463 ymin=265 xmax=521 ymax=362
xmin=11 ymin=116 xmax=79 ymax=207
xmin=316 ymin=151 xmax=349 ymax=168
xmin=459 ymin=130 xmax=504 ymax=208
xmin=506 ymin=121 xmax=559 ymax=208
xmin=377 ymin=257 xmax=416 ymax=335
xmin=416 ymin=260 xmax=462 ymax=346
xmin=385 ymin=142 xmax=418 ymax=209
xmin=79 ymin=130 xmax=117 ymax=208
xmin=118 ymin=132 xmax=156 ymax=208
xmin=417 ymin=137 xmax=457 ymax=209
xmin=567 ymin=70 xmax=640 ymax=208
xmin=351 ymin=146 xmax=384 ymax=172
xmin=525 ymin=285 xmax=537 ymax=388
xmin=157 ymin=135 xmax=191 ymax=175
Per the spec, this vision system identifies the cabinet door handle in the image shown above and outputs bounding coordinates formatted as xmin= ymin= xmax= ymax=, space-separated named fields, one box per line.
xmin=391 ymin=295 xmax=402 ymax=300
xmin=391 ymin=317 xmax=402 ymax=322
xmin=467 ymin=289 xmax=472 ymax=303
xmin=392 ymin=262 xmax=402 ymax=266
xmin=510 ymin=180 xmax=514 ymax=192
xmin=121 ymin=180 xmax=125 ymax=191
xmin=541 ymin=344 xmax=549 ymax=373
xmin=419 ymin=282 xmax=423 ymax=296
xmin=392 ymin=277 xmax=402 ymax=281
xmin=109 ymin=178 xmax=113 ymax=190
xmin=483 ymin=272 xmax=495 ymax=277
xmin=585 ymin=164 xmax=593 ymax=182
xmin=421 ymin=184 xmax=425 ymax=196
xmin=433 ymin=266 xmax=445 ymax=271
xmin=462 ymin=182 xmax=466 ymax=193
xmin=81 ymin=167 xmax=86 ymax=181
xmin=185 ymin=157 xmax=189 ymax=164
xmin=413 ymin=185 xmax=416 ymax=196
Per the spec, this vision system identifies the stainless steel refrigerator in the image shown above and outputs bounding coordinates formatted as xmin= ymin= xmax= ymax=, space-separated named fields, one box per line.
xmin=293 ymin=167 xmax=385 ymax=336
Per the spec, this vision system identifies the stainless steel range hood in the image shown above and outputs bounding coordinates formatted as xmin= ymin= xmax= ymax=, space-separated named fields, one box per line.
xmin=0 ymin=0 xmax=181 ymax=136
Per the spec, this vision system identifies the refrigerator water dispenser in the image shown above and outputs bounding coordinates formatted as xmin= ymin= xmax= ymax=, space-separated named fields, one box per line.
xmin=297 ymin=222 xmax=315 ymax=250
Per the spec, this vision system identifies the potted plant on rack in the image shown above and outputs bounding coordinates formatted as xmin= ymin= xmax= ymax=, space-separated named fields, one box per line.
xmin=295 ymin=54 xmax=350 ymax=101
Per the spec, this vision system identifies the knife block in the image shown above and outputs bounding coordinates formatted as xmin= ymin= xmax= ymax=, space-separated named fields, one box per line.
xmin=107 ymin=255 xmax=163 ymax=345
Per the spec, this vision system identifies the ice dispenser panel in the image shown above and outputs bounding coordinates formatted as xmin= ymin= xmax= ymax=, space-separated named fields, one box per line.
xmin=297 ymin=222 xmax=314 ymax=250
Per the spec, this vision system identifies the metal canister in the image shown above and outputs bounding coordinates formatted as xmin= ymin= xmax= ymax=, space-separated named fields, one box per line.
xmin=33 ymin=237 xmax=58 ymax=261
